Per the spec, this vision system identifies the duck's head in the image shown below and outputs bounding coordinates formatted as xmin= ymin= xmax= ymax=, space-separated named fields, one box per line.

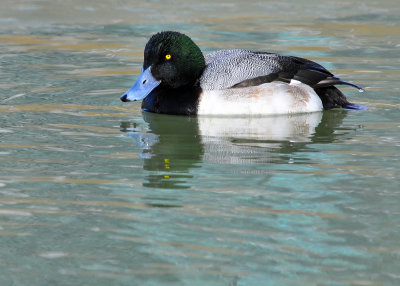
xmin=121 ymin=31 xmax=205 ymax=102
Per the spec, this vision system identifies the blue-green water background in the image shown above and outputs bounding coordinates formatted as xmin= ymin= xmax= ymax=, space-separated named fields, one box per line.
xmin=1 ymin=1 xmax=399 ymax=285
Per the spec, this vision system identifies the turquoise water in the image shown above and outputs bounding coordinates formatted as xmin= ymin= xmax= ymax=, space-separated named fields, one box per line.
xmin=1 ymin=1 xmax=400 ymax=285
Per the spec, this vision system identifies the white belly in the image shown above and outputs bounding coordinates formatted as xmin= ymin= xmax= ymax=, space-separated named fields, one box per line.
xmin=197 ymin=81 xmax=323 ymax=115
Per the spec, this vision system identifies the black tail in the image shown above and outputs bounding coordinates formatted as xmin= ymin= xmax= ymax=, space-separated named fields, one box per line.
xmin=314 ymin=86 xmax=366 ymax=110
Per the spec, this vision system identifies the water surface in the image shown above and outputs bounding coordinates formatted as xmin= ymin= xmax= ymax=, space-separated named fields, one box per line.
xmin=1 ymin=1 xmax=400 ymax=285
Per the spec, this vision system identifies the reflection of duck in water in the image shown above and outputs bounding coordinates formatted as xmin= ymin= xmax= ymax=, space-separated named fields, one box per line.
xmin=121 ymin=31 xmax=365 ymax=115
xmin=121 ymin=113 xmax=203 ymax=189
xmin=120 ymin=110 xmax=350 ymax=188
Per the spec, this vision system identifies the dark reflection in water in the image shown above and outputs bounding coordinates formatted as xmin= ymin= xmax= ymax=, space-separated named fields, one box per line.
xmin=121 ymin=113 xmax=203 ymax=189
xmin=121 ymin=110 xmax=349 ymax=189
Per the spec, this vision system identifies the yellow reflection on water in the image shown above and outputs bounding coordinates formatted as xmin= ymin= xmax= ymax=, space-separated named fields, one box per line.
xmin=0 ymin=104 xmax=136 ymax=116
xmin=0 ymin=35 xmax=127 ymax=51
xmin=93 ymin=153 xmax=139 ymax=159
xmin=50 ymin=124 xmax=119 ymax=133
xmin=0 ymin=231 xmax=30 ymax=236
xmin=0 ymin=198 xmax=146 ymax=208
xmin=0 ymin=176 xmax=133 ymax=185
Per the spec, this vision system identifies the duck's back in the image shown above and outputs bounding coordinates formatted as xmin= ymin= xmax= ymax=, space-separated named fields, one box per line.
xmin=201 ymin=49 xmax=332 ymax=89
xmin=201 ymin=49 xmax=286 ymax=90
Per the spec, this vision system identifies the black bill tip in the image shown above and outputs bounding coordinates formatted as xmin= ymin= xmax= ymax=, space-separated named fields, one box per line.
xmin=120 ymin=94 xmax=128 ymax=102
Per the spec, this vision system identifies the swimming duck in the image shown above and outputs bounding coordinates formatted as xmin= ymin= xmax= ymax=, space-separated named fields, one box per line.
xmin=120 ymin=31 xmax=364 ymax=115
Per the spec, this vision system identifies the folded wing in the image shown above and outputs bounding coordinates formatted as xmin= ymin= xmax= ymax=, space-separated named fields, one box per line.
xmin=200 ymin=49 xmax=363 ymax=92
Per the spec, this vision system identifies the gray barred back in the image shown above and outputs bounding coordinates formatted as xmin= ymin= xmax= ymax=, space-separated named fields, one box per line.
xmin=200 ymin=49 xmax=291 ymax=90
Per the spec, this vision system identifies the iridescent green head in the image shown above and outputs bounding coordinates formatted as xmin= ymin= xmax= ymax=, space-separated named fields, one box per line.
xmin=143 ymin=31 xmax=205 ymax=88
xmin=121 ymin=31 xmax=205 ymax=102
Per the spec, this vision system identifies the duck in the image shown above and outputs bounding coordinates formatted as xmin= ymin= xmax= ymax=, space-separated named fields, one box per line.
xmin=120 ymin=31 xmax=365 ymax=115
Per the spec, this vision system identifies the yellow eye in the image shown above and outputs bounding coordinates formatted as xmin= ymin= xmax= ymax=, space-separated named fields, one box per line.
xmin=165 ymin=54 xmax=171 ymax=60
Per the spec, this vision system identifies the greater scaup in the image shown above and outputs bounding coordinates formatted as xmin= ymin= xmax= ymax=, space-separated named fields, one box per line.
xmin=120 ymin=31 xmax=365 ymax=115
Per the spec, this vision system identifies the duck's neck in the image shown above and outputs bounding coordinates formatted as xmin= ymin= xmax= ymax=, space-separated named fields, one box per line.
xmin=142 ymin=85 xmax=202 ymax=115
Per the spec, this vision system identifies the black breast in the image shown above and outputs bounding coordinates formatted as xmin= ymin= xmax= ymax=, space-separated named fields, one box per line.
xmin=142 ymin=85 xmax=202 ymax=115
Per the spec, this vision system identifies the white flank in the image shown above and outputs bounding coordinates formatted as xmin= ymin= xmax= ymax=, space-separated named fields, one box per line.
xmin=197 ymin=82 xmax=323 ymax=115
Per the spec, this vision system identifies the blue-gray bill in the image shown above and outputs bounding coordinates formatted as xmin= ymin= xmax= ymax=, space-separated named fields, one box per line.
xmin=121 ymin=66 xmax=161 ymax=102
